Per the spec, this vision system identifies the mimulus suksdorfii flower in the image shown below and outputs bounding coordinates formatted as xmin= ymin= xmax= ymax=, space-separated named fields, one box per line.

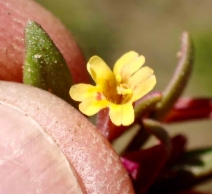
xmin=70 ymin=51 xmax=156 ymax=126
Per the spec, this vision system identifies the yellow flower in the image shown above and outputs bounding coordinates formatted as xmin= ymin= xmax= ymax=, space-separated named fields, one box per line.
xmin=70 ymin=51 xmax=156 ymax=126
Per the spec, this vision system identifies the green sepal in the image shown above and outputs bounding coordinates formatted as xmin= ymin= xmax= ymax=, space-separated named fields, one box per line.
xmin=23 ymin=20 xmax=75 ymax=105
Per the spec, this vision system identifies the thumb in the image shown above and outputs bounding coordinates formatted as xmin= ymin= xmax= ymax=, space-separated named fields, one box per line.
xmin=0 ymin=81 xmax=135 ymax=194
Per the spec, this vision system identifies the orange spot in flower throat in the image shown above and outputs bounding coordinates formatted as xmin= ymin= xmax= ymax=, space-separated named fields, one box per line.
xmin=96 ymin=92 xmax=102 ymax=101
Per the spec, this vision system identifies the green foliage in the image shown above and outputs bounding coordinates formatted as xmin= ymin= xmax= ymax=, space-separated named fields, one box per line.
xmin=152 ymin=148 xmax=212 ymax=192
xmin=154 ymin=32 xmax=194 ymax=120
xmin=23 ymin=20 xmax=75 ymax=106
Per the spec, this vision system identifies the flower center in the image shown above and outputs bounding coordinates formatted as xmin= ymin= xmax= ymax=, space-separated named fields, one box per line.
xmin=102 ymin=74 xmax=133 ymax=104
xmin=113 ymin=74 xmax=132 ymax=103
xmin=117 ymin=83 xmax=132 ymax=96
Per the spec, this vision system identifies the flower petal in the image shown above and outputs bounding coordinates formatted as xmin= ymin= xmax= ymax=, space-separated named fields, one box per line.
xmin=113 ymin=51 xmax=139 ymax=76
xmin=121 ymin=55 xmax=145 ymax=81
xmin=131 ymin=75 xmax=156 ymax=102
xmin=129 ymin=66 xmax=155 ymax=88
xmin=109 ymin=103 xmax=134 ymax=126
xmin=87 ymin=56 xmax=115 ymax=90
xmin=79 ymin=98 xmax=109 ymax=116
xmin=69 ymin=84 xmax=100 ymax=101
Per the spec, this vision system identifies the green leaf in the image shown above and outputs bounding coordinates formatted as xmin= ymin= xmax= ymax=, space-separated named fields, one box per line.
xmin=143 ymin=119 xmax=171 ymax=153
xmin=134 ymin=92 xmax=162 ymax=120
xmin=153 ymin=32 xmax=194 ymax=120
xmin=177 ymin=148 xmax=212 ymax=177
xmin=121 ymin=125 xmax=149 ymax=154
xmin=23 ymin=20 xmax=75 ymax=105
xmin=151 ymin=148 xmax=212 ymax=192
xmin=122 ymin=119 xmax=171 ymax=154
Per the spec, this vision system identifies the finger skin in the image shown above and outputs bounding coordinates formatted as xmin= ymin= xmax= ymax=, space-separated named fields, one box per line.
xmin=0 ymin=81 xmax=135 ymax=194
xmin=0 ymin=0 xmax=89 ymax=84
xmin=0 ymin=102 xmax=84 ymax=194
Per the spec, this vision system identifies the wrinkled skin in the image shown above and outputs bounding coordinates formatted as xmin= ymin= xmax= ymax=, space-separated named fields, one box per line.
xmin=0 ymin=0 xmax=135 ymax=193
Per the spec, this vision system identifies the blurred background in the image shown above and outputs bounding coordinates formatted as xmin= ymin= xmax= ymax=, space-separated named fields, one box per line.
xmin=35 ymin=0 xmax=212 ymax=191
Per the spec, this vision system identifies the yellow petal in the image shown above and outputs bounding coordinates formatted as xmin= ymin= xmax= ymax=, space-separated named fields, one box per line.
xmin=69 ymin=84 xmax=101 ymax=101
xmin=113 ymin=51 xmax=139 ymax=76
xmin=79 ymin=98 xmax=109 ymax=116
xmin=109 ymin=103 xmax=134 ymax=126
xmin=131 ymin=75 xmax=156 ymax=102
xmin=128 ymin=66 xmax=154 ymax=89
xmin=121 ymin=55 xmax=145 ymax=81
xmin=87 ymin=56 xmax=115 ymax=90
